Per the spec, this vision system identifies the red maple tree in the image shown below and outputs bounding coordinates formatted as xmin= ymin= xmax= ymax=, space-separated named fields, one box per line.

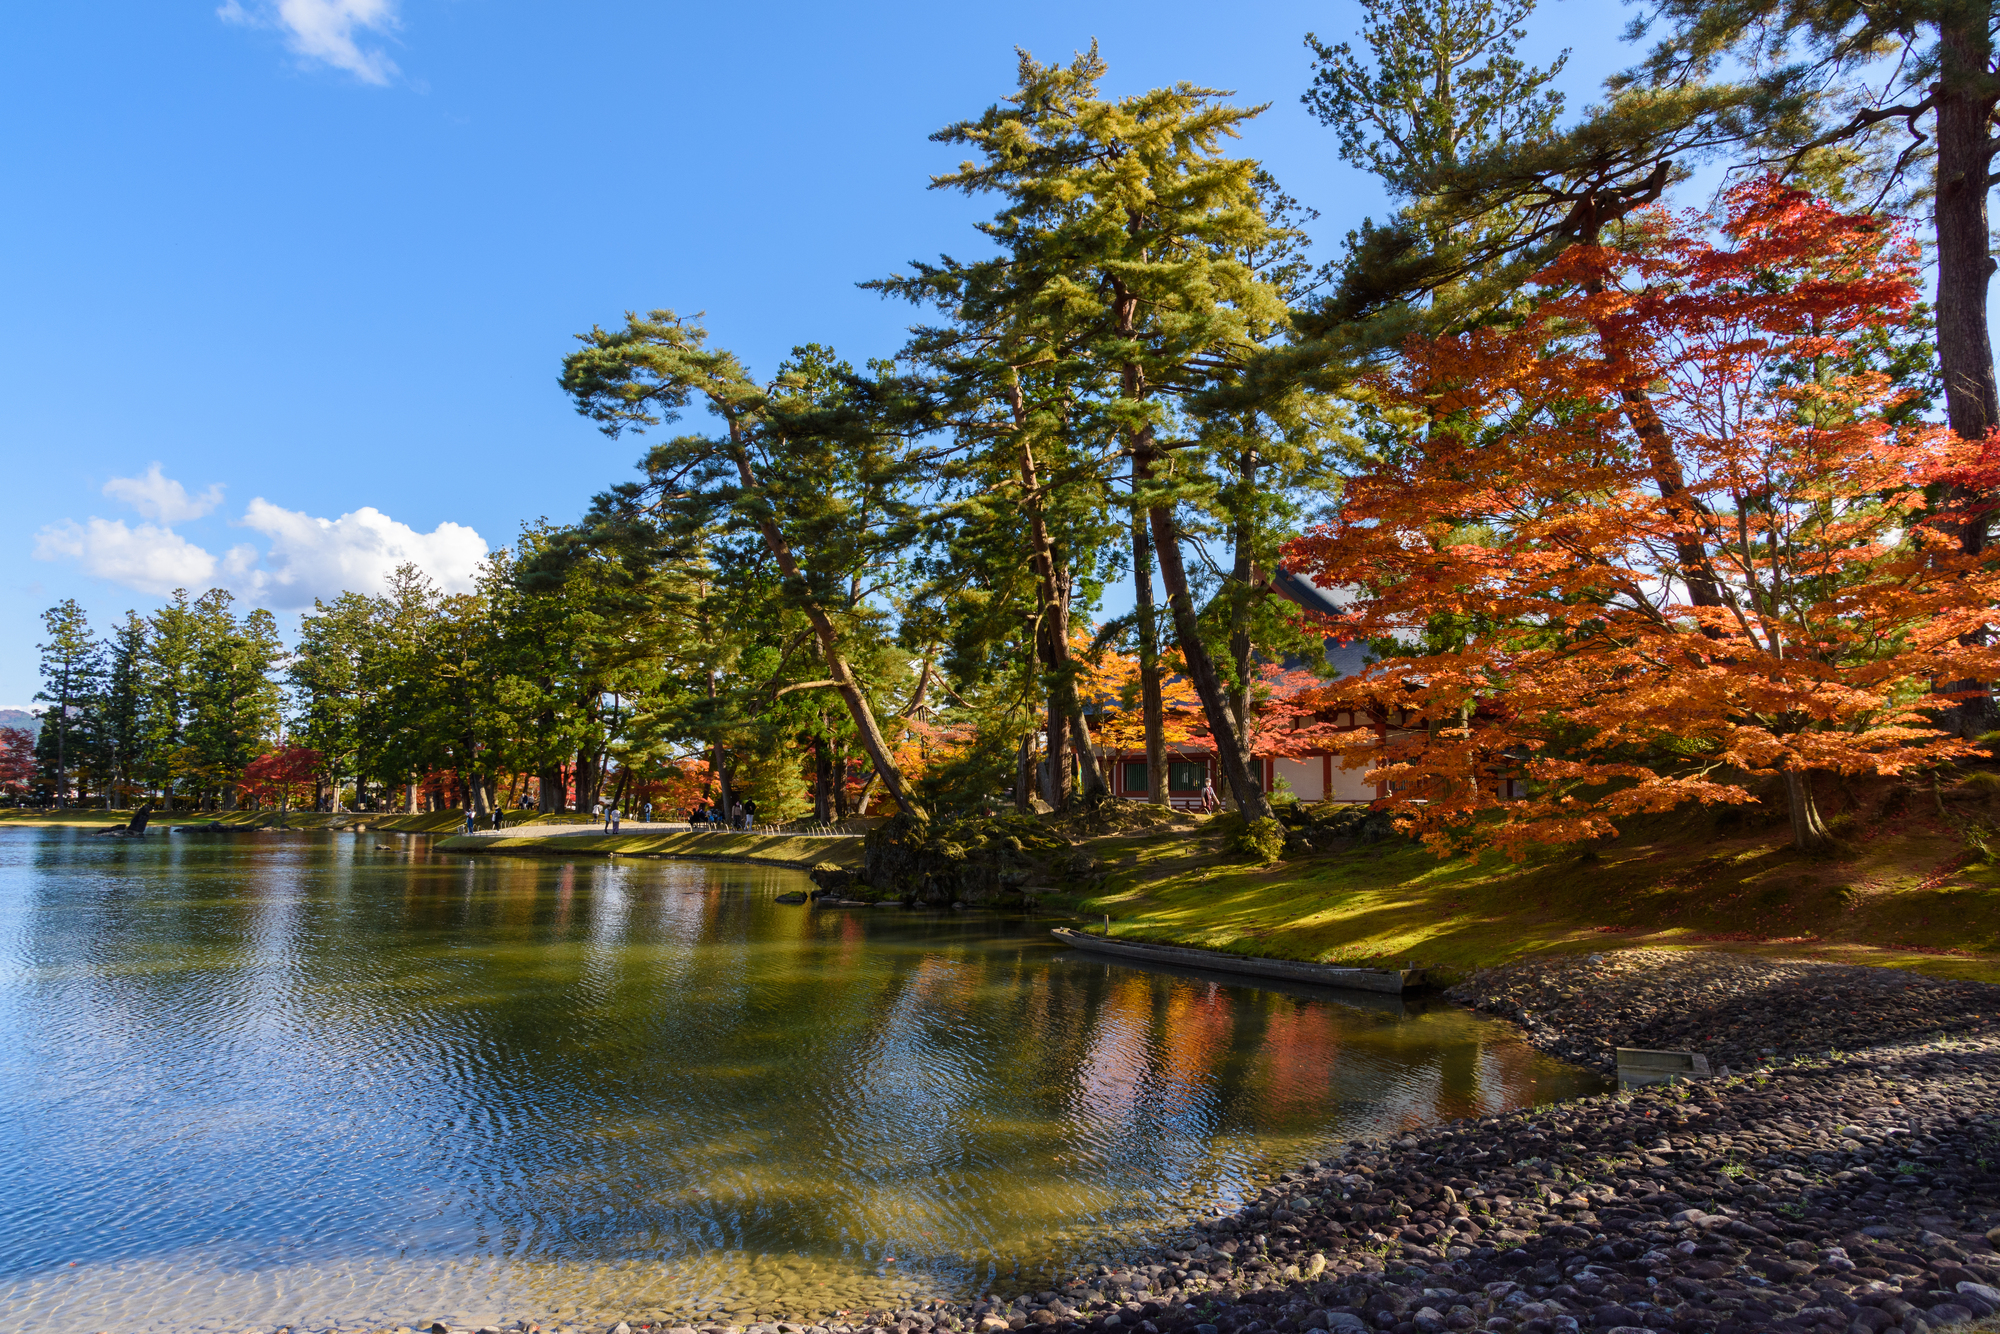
xmin=239 ymin=745 xmax=323 ymax=810
xmin=1286 ymin=179 xmax=2000 ymax=856
xmin=0 ymin=727 xmax=35 ymax=798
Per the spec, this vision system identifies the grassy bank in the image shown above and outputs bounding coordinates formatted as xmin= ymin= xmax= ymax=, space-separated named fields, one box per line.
xmin=0 ymin=807 xmax=864 ymax=869
xmin=437 ymin=828 xmax=864 ymax=869
xmin=1056 ymin=784 xmax=2000 ymax=985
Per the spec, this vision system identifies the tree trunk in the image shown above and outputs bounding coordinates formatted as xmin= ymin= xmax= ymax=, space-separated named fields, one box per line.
xmin=1225 ymin=451 xmax=1258 ymax=751
xmin=536 ymin=764 xmax=564 ymax=813
xmin=53 ymin=667 xmax=69 ymax=809
xmin=1015 ymin=732 xmax=1035 ymax=813
xmin=833 ymin=745 xmax=851 ymax=819
xmin=1069 ymin=712 xmax=1104 ymax=802
xmin=405 ymin=780 xmax=417 ymax=815
xmin=1132 ymin=504 xmax=1170 ymax=807
xmin=1932 ymin=7 xmax=2000 ymax=738
xmin=1002 ymin=383 xmax=1105 ymax=807
xmin=1148 ymin=498 xmax=1274 ymax=820
xmin=723 ymin=421 xmax=927 ymax=822
xmin=1070 ymin=704 xmax=1108 ymax=798
xmin=1936 ymin=8 xmax=2000 ymax=454
xmin=1784 ymin=769 xmax=1832 ymax=853
xmin=1043 ymin=689 xmax=1069 ymax=807
xmin=813 ymin=735 xmax=833 ymax=821
xmin=1573 ymin=235 xmax=1729 ymax=616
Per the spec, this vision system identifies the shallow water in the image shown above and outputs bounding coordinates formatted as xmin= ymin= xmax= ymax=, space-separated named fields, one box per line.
xmin=0 ymin=827 xmax=1603 ymax=1332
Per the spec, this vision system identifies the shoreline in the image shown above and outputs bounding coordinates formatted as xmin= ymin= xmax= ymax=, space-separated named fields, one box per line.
xmin=434 ymin=828 xmax=864 ymax=871
xmin=202 ymin=949 xmax=2000 ymax=1334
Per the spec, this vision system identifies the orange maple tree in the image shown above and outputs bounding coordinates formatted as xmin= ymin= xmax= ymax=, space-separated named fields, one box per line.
xmin=1083 ymin=646 xmax=1203 ymax=754
xmin=1285 ymin=179 xmax=2000 ymax=857
xmin=1082 ymin=644 xmax=1342 ymax=765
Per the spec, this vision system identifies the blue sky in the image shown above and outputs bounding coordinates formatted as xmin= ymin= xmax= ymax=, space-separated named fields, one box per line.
xmin=0 ymin=0 xmax=1637 ymax=708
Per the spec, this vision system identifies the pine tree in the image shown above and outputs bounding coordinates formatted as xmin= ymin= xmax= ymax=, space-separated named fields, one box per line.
xmin=143 ymin=590 xmax=198 ymax=810
xmin=878 ymin=47 xmax=1297 ymax=817
xmin=1304 ymin=0 xmax=1569 ymax=206
xmin=98 ymin=612 xmax=150 ymax=807
xmin=33 ymin=600 xmax=100 ymax=807
xmin=561 ymin=316 xmax=932 ymax=822
xmin=292 ymin=592 xmax=377 ymax=810
xmin=1296 ymin=0 xmax=1571 ymax=345
xmin=184 ymin=590 xmax=284 ymax=809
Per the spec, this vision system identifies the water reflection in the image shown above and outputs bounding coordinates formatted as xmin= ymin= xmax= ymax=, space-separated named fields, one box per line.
xmin=0 ymin=827 xmax=1603 ymax=1333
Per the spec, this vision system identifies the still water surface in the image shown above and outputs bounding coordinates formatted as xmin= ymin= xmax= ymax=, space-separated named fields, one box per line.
xmin=0 ymin=828 xmax=1602 ymax=1333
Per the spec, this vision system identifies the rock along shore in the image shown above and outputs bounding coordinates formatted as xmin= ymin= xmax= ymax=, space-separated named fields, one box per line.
xmin=212 ymin=952 xmax=2000 ymax=1334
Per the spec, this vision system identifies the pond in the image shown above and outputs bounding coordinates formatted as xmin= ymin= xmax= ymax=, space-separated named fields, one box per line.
xmin=0 ymin=828 xmax=1603 ymax=1334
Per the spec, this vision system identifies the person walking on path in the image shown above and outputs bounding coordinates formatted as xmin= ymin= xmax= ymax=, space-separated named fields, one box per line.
xmin=642 ymin=800 xmax=652 ymax=824
xmin=742 ymin=797 xmax=757 ymax=831
xmin=610 ymin=805 xmax=620 ymax=833
xmin=491 ymin=806 xmax=503 ymax=831
xmin=1200 ymin=778 xmax=1218 ymax=814
xmin=464 ymin=809 xmax=477 ymax=835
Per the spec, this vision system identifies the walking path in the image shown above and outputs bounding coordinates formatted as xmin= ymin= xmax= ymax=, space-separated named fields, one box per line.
xmin=461 ymin=822 xmax=862 ymax=839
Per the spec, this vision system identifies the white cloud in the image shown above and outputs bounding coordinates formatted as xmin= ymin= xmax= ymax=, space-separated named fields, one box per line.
xmin=102 ymin=463 xmax=225 ymax=524
xmin=235 ymin=498 xmax=486 ymax=608
xmin=33 ymin=478 xmax=486 ymax=610
xmin=219 ymin=0 xmax=400 ymax=85
xmin=33 ymin=519 xmax=219 ymax=596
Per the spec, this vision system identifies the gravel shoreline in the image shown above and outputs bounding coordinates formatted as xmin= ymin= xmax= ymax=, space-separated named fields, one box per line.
xmin=1444 ymin=949 xmax=2000 ymax=1077
xmin=204 ymin=952 xmax=2000 ymax=1334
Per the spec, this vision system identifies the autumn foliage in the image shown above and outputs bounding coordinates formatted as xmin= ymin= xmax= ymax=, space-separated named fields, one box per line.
xmin=0 ymin=727 xmax=34 ymax=799
xmin=1285 ymin=180 xmax=2000 ymax=856
xmin=238 ymin=746 xmax=323 ymax=809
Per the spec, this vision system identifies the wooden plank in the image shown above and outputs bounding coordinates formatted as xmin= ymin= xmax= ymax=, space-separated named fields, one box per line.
xmin=1615 ymin=1047 xmax=1712 ymax=1090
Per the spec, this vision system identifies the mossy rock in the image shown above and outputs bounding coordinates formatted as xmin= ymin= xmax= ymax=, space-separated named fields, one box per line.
xmin=808 ymin=862 xmax=854 ymax=894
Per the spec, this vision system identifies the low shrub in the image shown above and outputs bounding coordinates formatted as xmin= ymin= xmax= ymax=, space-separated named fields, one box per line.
xmin=1221 ymin=813 xmax=1286 ymax=864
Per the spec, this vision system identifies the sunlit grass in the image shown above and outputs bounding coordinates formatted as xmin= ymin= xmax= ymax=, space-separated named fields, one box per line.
xmin=1061 ymin=807 xmax=2000 ymax=984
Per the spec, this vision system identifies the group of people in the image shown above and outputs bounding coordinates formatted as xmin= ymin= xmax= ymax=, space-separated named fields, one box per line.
xmin=687 ymin=798 xmax=755 ymax=831
xmin=462 ymin=806 xmax=509 ymax=835
xmin=586 ymin=800 xmax=654 ymax=831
